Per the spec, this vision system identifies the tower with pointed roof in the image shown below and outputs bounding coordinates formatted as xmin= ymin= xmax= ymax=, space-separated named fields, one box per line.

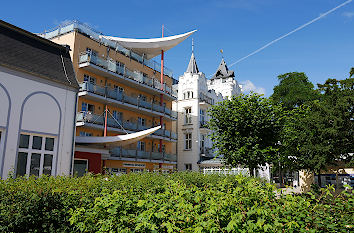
xmin=207 ymin=58 xmax=241 ymax=99
xmin=173 ymin=48 xmax=223 ymax=172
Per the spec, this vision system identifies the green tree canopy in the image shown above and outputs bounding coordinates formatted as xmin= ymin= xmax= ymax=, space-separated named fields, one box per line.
xmin=281 ymin=77 xmax=354 ymax=180
xmin=208 ymin=93 xmax=282 ymax=176
xmin=271 ymin=72 xmax=320 ymax=110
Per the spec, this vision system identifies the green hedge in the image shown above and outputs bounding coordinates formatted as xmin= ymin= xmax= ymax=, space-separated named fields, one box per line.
xmin=0 ymin=173 xmax=352 ymax=232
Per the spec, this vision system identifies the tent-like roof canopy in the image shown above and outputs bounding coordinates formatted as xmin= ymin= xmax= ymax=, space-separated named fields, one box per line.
xmin=103 ymin=30 xmax=196 ymax=59
xmin=76 ymin=126 xmax=161 ymax=147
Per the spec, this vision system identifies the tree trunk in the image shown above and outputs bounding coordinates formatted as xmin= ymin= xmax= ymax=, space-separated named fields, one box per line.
xmin=249 ymin=167 xmax=255 ymax=177
xmin=317 ymin=172 xmax=322 ymax=188
xmin=280 ymin=170 xmax=284 ymax=188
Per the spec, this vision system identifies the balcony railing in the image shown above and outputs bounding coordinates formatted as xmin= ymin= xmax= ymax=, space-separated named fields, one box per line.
xmin=79 ymin=82 xmax=177 ymax=119
xmin=76 ymin=112 xmax=178 ymax=141
xmin=79 ymin=52 xmax=177 ymax=97
xmin=110 ymin=147 xmax=177 ymax=162
xmin=199 ymin=93 xmax=214 ymax=105
xmin=200 ymin=121 xmax=208 ymax=128
xmin=41 ymin=20 xmax=174 ymax=77
xmin=200 ymin=147 xmax=215 ymax=160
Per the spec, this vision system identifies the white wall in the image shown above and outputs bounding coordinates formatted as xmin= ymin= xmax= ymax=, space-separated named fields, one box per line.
xmin=207 ymin=77 xmax=242 ymax=99
xmin=0 ymin=66 xmax=77 ymax=178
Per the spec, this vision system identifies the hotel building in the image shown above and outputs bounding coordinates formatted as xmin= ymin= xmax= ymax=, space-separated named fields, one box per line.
xmin=41 ymin=21 xmax=194 ymax=174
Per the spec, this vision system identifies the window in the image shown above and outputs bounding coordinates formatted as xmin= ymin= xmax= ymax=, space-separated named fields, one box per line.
xmin=16 ymin=134 xmax=55 ymax=177
xmin=137 ymin=141 xmax=145 ymax=151
xmin=184 ymin=91 xmax=194 ymax=99
xmin=200 ymin=135 xmax=205 ymax=152
xmin=81 ymin=102 xmax=95 ymax=113
xmin=130 ymin=168 xmax=144 ymax=173
xmin=112 ymin=110 xmax=122 ymax=121
xmin=185 ymin=164 xmax=192 ymax=171
xmin=185 ymin=133 xmax=192 ymax=150
xmin=138 ymin=117 xmax=146 ymax=126
xmin=185 ymin=107 xmax=192 ymax=124
xmin=110 ymin=168 xmax=127 ymax=175
xmin=73 ymin=159 xmax=88 ymax=177
xmin=114 ymin=85 xmax=124 ymax=93
xmin=79 ymin=132 xmax=93 ymax=137
xmin=200 ymin=109 xmax=205 ymax=124
xmin=158 ymin=144 xmax=166 ymax=153
xmin=83 ymin=74 xmax=96 ymax=85
xmin=86 ymin=47 xmax=97 ymax=56
xmin=138 ymin=94 xmax=147 ymax=101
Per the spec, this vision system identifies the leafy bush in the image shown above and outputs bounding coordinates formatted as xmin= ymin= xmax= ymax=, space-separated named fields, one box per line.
xmin=0 ymin=173 xmax=352 ymax=232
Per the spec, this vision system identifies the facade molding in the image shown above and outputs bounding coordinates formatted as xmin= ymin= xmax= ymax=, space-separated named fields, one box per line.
xmin=14 ymin=91 xmax=62 ymax=177
xmin=0 ymin=82 xmax=11 ymax=177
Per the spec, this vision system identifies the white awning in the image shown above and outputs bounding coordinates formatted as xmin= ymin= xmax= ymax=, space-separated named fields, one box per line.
xmin=75 ymin=126 xmax=161 ymax=147
xmin=103 ymin=30 xmax=197 ymax=59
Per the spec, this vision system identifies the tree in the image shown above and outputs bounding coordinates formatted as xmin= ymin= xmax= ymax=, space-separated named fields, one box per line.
xmin=281 ymin=76 xmax=354 ymax=186
xmin=271 ymin=72 xmax=320 ymax=110
xmin=208 ymin=93 xmax=282 ymax=176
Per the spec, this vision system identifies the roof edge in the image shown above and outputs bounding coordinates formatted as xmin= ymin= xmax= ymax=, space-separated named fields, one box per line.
xmin=0 ymin=20 xmax=70 ymax=52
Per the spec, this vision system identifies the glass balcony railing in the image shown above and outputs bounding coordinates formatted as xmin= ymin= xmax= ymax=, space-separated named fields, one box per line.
xmin=79 ymin=82 xmax=177 ymax=119
xmin=41 ymin=20 xmax=174 ymax=78
xmin=79 ymin=52 xmax=177 ymax=98
xmin=76 ymin=111 xmax=178 ymax=141
xmin=110 ymin=147 xmax=176 ymax=162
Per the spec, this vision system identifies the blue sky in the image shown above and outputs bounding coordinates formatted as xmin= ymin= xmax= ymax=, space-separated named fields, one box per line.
xmin=2 ymin=0 xmax=354 ymax=96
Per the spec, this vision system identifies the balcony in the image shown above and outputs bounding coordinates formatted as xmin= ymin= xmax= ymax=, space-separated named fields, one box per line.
xmin=200 ymin=121 xmax=208 ymax=129
xmin=200 ymin=147 xmax=215 ymax=161
xmin=199 ymin=93 xmax=214 ymax=105
xmin=110 ymin=147 xmax=177 ymax=162
xmin=79 ymin=82 xmax=177 ymax=120
xmin=76 ymin=112 xmax=178 ymax=142
xmin=42 ymin=20 xmax=174 ymax=77
xmin=79 ymin=52 xmax=177 ymax=100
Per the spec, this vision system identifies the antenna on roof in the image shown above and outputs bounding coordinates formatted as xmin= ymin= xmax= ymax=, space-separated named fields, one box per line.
xmin=192 ymin=38 xmax=194 ymax=53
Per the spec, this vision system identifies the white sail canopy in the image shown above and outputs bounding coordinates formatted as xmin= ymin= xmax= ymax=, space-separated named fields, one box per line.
xmin=75 ymin=126 xmax=161 ymax=147
xmin=103 ymin=30 xmax=197 ymax=59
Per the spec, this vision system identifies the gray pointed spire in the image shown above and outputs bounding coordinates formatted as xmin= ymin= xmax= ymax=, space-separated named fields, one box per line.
xmin=186 ymin=52 xmax=199 ymax=74
xmin=211 ymin=58 xmax=234 ymax=80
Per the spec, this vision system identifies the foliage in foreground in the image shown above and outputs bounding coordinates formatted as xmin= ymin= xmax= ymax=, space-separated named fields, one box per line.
xmin=0 ymin=173 xmax=353 ymax=232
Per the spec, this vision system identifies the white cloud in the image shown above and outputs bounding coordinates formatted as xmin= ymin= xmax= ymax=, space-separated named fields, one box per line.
xmin=239 ymin=80 xmax=266 ymax=95
xmin=342 ymin=11 xmax=354 ymax=18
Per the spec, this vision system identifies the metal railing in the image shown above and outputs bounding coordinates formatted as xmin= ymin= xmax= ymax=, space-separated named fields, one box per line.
xmin=200 ymin=121 xmax=208 ymax=128
xmin=110 ymin=147 xmax=177 ymax=162
xmin=76 ymin=112 xmax=178 ymax=140
xmin=199 ymin=93 xmax=214 ymax=105
xmin=80 ymin=52 xmax=177 ymax=97
xmin=41 ymin=20 xmax=174 ymax=77
xmin=79 ymin=82 xmax=177 ymax=119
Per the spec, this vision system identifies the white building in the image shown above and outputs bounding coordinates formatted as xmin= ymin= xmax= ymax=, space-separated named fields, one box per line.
xmin=174 ymin=51 xmax=270 ymax=180
xmin=174 ymin=52 xmax=228 ymax=171
xmin=0 ymin=20 xmax=79 ymax=179
xmin=207 ymin=58 xmax=242 ymax=99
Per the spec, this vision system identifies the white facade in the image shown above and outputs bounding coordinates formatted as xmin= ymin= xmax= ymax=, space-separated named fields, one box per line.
xmin=174 ymin=54 xmax=270 ymax=180
xmin=207 ymin=77 xmax=241 ymax=99
xmin=174 ymin=53 xmax=224 ymax=171
xmin=0 ymin=66 xmax=77 ymax=178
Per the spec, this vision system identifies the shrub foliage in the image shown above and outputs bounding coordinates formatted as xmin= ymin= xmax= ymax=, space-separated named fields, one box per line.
xmin=0 ymin=173 xmax=352 ymax=232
